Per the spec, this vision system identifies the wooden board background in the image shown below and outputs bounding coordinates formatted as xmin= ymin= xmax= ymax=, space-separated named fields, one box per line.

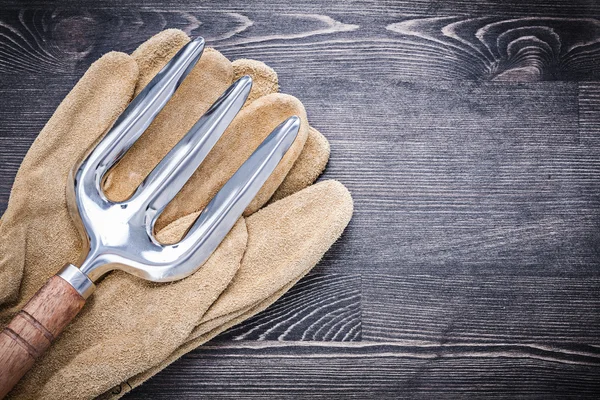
xmin=1 ymin=0 xmax=600 ymax=398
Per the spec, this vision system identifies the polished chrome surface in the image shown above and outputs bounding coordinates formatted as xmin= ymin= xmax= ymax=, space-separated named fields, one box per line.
xmin=57 ymin=264 xmax=96 ymax=299
xmin=67 ymin=37 xmax=301 ymax=283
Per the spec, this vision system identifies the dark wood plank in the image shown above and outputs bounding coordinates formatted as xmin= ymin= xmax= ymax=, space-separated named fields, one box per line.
xmin=218 ymin=274 xmax=361 ymax=342
xmin=0 ymin=9 xmax=599 ymax=81
xmin=124 ymin=341 xmax=600 ymax=399
xmin=362 ymin=274 xmax=600 ymax=344
xmin=580 ymin=82 xmax=600 ymax=143
xmin=384 ymin=16 xmax=600 ymax=82
xmin=2 ymin=0 xmax=600 ymax=17
xmin=308 ymin=80 xmax=600 ymax=276
xmin=0 ymin=1 xmax=598 ymax=398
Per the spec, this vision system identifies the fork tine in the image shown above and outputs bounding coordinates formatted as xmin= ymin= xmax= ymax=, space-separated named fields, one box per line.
xmin=81 ymin=37 xmax=205 ymax=182
xmin=133 ymin=75 xmax=253 ymax=223
xmin=176 ymin=116 xmax=300 ymax=261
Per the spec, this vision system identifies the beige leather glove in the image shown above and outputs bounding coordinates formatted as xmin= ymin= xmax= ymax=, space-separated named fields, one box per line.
xmin=0 ymin=29 xmax=352 ymax=399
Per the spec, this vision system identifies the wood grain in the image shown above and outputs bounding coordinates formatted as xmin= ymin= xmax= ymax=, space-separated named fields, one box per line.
xmin=579 ymin=82 xmax=600 ymax=142
xmin=362 ymin=274 xmax=600 ymax=344
xmin=218 ymin=274 xmax=361 ymax=342
xmin=386 ymin=16 xmax=600 ymax=81
xmin=125 ymin=341 xmax=600 ymax=399
xmin=0 ymin=8 xmax=599 ymax=81
xmin=308 ymin=80 xmax=600 ymax=276
xmin=0 ymin=1 xmax=598 ymax=398
xmin=1 ymin=0 xmax=600 ymax=17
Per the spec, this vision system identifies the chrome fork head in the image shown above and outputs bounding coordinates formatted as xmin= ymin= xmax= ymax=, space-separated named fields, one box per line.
xmin=67 ymin=37 xmax=300 ymax=283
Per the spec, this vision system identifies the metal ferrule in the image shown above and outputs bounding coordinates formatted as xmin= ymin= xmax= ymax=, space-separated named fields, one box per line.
xmin=57 ymin=264 xmax=96 ymax=299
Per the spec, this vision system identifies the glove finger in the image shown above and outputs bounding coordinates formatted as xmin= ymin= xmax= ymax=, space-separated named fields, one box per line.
xmin=102 ymin=180 xmax=354 ymax=398
xmin=231 ymin=58 xmax=331 ymax=201
xmin=10 ymin=218 xmax=247 ymax=400
xmin=232 ymin=58 xmax=279 ymax=105
xmin=272 ymin=126 xmax=330 ymax=202
xmin=0 ymin=52 xmax=138 ymax=310
xmin=131 ymin=29 xmax=190 ymax=96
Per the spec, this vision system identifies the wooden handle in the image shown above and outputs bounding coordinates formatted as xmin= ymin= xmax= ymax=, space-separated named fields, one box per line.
xmin=0 ymin=275 xmax=86 ymax=398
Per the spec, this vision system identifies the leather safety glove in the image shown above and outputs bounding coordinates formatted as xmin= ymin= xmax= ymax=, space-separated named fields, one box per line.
xmin=0 ymin=29 xmax=352 ymax=399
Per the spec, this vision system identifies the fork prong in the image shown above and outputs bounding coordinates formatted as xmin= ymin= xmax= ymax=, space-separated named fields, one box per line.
xmin=81 ymin=37 xmax=205 ymax=185
xmin=175 ymin=116 xmax=300 ymax=264
xmin=133 ymin=75 xmax=253 ymax=224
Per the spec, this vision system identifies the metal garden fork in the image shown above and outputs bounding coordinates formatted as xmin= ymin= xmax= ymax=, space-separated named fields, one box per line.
xmin=0 ymin=37 xmax=300 ymax=397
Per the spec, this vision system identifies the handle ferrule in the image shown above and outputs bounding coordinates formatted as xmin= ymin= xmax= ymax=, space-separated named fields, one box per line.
xmin=57 ymin=263 xmax=95 ymax=299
